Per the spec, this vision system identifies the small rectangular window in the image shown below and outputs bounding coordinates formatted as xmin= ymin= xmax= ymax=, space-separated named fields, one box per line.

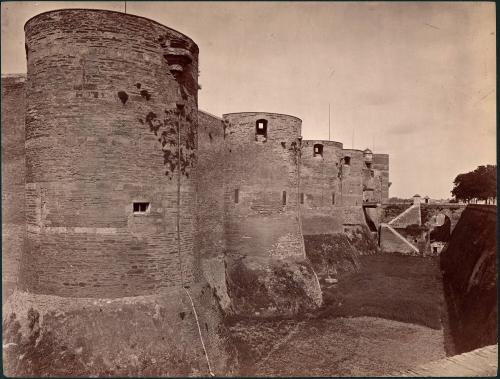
xmin=332 ymin=193 xmax=335 ymax=205
xmin=133 ymin=202 xmax=150 ymax=213
xmin=234 ymin=189 xmax=239 ymax=204
xmin=300 ymin=193 xmax=304 ymax=204
xmin=344 ymin=156 xmax=351 ymax=165
xmin=282 ymin=191 xmax=287 ymax=205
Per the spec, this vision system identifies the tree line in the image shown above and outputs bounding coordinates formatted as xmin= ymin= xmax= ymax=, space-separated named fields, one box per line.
xmin=451 ymin=165 xmax=496 ymax=204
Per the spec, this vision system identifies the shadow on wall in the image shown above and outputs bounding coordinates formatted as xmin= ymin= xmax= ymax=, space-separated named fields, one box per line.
xmin=440 ymin=205 xmax=497 ymax=355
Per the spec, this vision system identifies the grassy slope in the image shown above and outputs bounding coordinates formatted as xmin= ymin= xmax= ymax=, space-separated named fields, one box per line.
xmin=318 ymin=255 xmax=447 ymax=330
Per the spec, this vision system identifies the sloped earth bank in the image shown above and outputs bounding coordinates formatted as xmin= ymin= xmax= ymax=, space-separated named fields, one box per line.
xmin=229 ymin=254 xmax=448 ymax=376
xmin=3 ymin=287 xmax=238 ymax=377
xmin=440 ymin=205 xmax=497 ymax=354
xmin=224 ymin=256 xmax=322 ymax=319
xmin=316 ymin=255 xmax=448 ymax=330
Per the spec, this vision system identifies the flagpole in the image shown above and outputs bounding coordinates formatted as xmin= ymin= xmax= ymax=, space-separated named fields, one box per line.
xmin=328 ymin=103 xmax=331 ymax=141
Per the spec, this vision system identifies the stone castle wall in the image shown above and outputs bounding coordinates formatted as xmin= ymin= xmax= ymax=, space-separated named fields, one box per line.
xmin=1 ymin=75 xmax=26 ymax=301
xmin=195 ymin=110 xmax=227 ymax=263
xmin=2 ymin=80 xmax=391 ymax=299
xmin=379 ymin=203 xmax=466 ymax=255
xmin=1 ymin=9 xmax=389 ymax=310
xmin=339 ymin=149 xmax=364 ymax=206
xmin=373 ymin=153 xmax=390 ymax=202
xmin=299 ymin=142 xmax=389 ymax=235
xmin=20 ymin=9 xmax=199 ymax=298
xmin=2 ymin=10 xmax=239 ymax=377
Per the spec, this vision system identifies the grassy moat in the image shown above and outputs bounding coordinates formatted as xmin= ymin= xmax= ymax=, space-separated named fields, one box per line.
xmin=229 ymin=254 xmax=449 ymax=376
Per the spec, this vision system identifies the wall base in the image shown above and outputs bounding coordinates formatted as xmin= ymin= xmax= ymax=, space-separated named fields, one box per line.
xmin=2 ymin=287 xmax=237 ymax=377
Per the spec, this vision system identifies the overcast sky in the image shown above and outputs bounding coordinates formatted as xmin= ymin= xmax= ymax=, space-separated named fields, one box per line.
xmin=1 ymin=1 xmax=496 ymax=199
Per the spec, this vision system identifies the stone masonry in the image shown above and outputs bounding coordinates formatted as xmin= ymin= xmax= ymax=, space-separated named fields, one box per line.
xmin=2 ymin=8 xmax=389 ymax=375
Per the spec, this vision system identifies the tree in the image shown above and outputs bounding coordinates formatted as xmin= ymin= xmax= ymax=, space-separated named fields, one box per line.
xmin=451 ymin=165 xmax=497 ymax=204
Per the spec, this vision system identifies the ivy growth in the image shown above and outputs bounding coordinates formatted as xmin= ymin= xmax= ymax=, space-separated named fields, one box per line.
xmin=141 ymin=107 xmax=196 ymax=179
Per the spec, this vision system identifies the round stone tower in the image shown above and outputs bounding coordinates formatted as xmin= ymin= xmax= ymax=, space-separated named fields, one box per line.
xmin=340 ymin=148 xmax=365 ymax=206
xmin=21 ymin=9 xmax=199 ymax=297
xmin=220 ymin=112 xmax=322 ymax=318
xmin=4 ymin=10 xmax=235 ymax=377
xmin=300 ymin=139 xmax=344 ymax=235
xmin=222 ymin=112 xmax=304 ymax=259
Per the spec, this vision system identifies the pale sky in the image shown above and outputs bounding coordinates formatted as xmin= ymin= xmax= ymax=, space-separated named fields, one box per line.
xmin=1 ymin=1 xmax=496 ymax=199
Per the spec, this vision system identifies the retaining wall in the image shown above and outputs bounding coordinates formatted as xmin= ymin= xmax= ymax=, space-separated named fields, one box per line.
xmin=440 ymin=205 xmax=497 ymax=354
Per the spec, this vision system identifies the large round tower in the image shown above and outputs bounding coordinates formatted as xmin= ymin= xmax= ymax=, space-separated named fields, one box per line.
xmin=220 ymin=112 xmax=322 ymax=318
xmin=339 ymin=148 xmax=364 ymax=206
xmin=300 ymin=139 xmax=344 ymax=234
xmin=4 ymin=10 xmax=235 ymax=377
xmin=222 ymin=112 xmax=304 ymax=259
xmin=373 ymin=153 xmax=390 ymax=202
xmin=21 ymin=9 xmax=199 ymax=297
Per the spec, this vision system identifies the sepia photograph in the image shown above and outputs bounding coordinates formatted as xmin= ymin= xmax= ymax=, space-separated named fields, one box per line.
xmin=1 ymin=1 xmax=497 ymax=377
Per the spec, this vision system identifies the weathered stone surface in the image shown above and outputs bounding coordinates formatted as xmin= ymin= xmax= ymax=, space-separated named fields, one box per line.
xmin=304 ymin=234 xmax=361 ymax=281
xmin=196 ymin=111 xmax=323 ymax=317
xmin=300 ymin=140 xmax=344 ymax=235
xmin=21 ymin=9 xmax=199 ymax=297
xmin=222 ymin=112 xmax=305 ymax=260
xmin=2 ymin=287 xmax=237 ymax=377
xmin=420 ymin=203 xmax=466 ymax=233
xmin=1 ymin=8 xmax=398 ymax=375
xmin=2 ymin=10 xmax=241 ymax=377
xmin=1 ymin=75 xmax=27 ymax=302
xmin=300 ymin=142 xmax=389 ymax=235
xmin=372 ymin=153 xmax=390 ymax=202
xmin=220 ymin=112 xmax=323 ymax=316
xmin=225 ymin=256 xmax=322 ymax=318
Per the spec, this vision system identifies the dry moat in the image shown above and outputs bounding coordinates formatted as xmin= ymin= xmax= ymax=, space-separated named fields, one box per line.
xmin=229 ymin=254 xmax=448 ymax=376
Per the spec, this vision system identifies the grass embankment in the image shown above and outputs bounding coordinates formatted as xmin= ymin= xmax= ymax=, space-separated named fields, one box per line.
xmin=304 ymin=233 xmax=445 ymax=329
xmin=318 ymin=255 xmax=446 ymax=329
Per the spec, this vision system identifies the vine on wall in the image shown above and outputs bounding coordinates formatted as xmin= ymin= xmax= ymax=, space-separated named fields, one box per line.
xmin=139 ymin=107 xmax=196 ymax=179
